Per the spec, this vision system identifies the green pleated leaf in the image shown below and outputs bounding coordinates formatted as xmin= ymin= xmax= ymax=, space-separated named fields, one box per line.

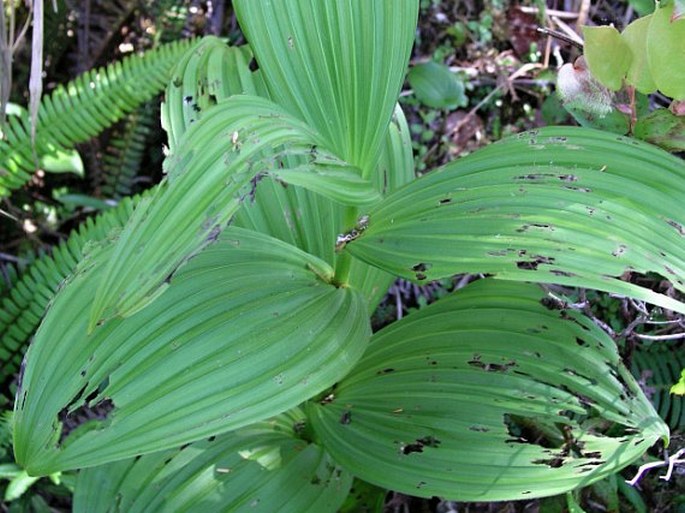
xmin=73 ymin=410 xmax=352 ymax=513
xmin=14 ymin=228 xmax=370 ymax=475
xmin=308 ymin=280 xmax=669 ymax=501
xmin=270 ymin=164 xmax=381 ymax=207
xmin=233 ymin=0 xmax=419 ymax=174
xmin=345 ymin=126 xmax=685 ymax=314
xmin=161 ymin=38 xmax=259 ymax=153
xmin=582 ymin=26 xmax=632 ymax=91
xmin=647 ymin=2 xmax=685 ymax=100
xmin=89 ymin=95 xmax=365 ymax=328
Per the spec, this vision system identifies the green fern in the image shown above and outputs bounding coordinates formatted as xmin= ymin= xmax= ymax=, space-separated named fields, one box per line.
xmin=631 ymin=342 xmax=685 ymax=430
xmin=0 ymin=38 xmax=195 ymax=198
xmin=0 ymin=195 xmax=145 ymax=386
xmin=97 ymin=102 xmax=159 ymax=199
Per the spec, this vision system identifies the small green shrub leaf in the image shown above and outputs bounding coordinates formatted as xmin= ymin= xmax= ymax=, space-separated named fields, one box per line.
xmin=345 ymin=127 xmax=685 ymax=314
xmin=621 ymin=15 xmax=658 ymax=94
xmin=233 ymin=0 xmax=419 ymax=174
xmin=582 ymin=26 xmax=632 ymax=91
xmin=73 ymin=411 xmax=352 ymax=513
xmin=308 ymin=280 xmax=669 ymax=501
xmin=13 ymin=228 xmax=370 ymax=475
xmin=407 ymin=61 xmax=468 ymax=110
xmin=647 ymin=2 xmax=685 ymax=99
xmin=634 ymin=108 xmax=685 ymax=151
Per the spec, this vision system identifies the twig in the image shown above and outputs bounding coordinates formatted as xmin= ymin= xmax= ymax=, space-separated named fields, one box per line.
xmin=627 ymin=448 xmax=685 ymax=486
xmin=634 ymin=332 xmax=685 ymax=341
xmin=550 ymin=16 xmax=584 ymax=47
xmin=576 ymin=0 xmax=592 ymax=32
xmin=519 ymin=7 xmax=579 ymax=19
xmin=536 ymin=26 xmax=583 ymax=50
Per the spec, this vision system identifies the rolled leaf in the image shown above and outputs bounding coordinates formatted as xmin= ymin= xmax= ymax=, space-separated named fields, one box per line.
xmin=74 ymin=411 xmax=352 ymax=513
xmin=308 ymin=279 xmax=669 ymax=501
xmin=345 ymin=127 xmax=685 ymax=314
xmin=14 ymin=228 xmax=370 ymax=475
xmin=161 ymin=38 xmax=259 ymax=153
xmin=233 ymin=0 xmax=419 ymax=174
xmin=89 ymin=95 xmax=371 ymax=328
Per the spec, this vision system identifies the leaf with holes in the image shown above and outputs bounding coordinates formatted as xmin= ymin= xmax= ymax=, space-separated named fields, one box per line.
xmin=88 ymin=95 xmax=372 ymax=329
xmin=345 ymin=127 xmax=685 ymax=314
xmin=14 ymin=228 xmax=370 ymax=475
xmin=73 ymin=411 xmax=352 ymax=513
xmin=307 ymin=280 xmax=668 ymax=501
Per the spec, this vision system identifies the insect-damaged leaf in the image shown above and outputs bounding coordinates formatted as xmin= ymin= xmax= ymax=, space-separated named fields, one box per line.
xmin=13 ymin=228 xmax=370 ymax=475
xmin=161 ymin=38 xmax=264 ymax=154
xmin=345 ymin=126 xmax=685 ymax=314
xmin=307 ymin=280 xmax=668 ymax=501
xmin=73 ymin=411 xmax=352 ymax=513
xmin=233 ymin=0 xmax=419 ymax=174
xmin=88 ymin=95 xmax=374 ymax=329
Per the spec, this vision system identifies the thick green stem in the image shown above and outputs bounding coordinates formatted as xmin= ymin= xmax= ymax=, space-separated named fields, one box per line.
xmin=332 ymin=206 xmax=358 ymax=287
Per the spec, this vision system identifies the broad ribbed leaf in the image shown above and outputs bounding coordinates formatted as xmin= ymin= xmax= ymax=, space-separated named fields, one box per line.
xmin=345 ymin=127 xmax=685 ymax=314
xmin=14 ymin=228 xmax=370 ymax=475
xmin=235 ymin=105 xmax=416 ymax=309
xmin=308 ymin=280 xmax=668 ymax=501
xmin=74 ymin=411 xmax=352 ymax=513
xmin=233 ymin=0 xmax=419 ymax=174
xmin=161 ymin=38 xmax=259 ymax=153
xmin=89 ymin=95 xmax=371 ymax=328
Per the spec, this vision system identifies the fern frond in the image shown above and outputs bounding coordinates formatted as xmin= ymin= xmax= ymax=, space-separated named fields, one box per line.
xmin=98 ymin=102 xmax=158 ymax=199
xmin=631 ymin=343 xmax=685 ymax=430
xmin=0 ymin=38 xmax=195 ymax=198
xmin=0 ymin=195 xmax=144 ymax=386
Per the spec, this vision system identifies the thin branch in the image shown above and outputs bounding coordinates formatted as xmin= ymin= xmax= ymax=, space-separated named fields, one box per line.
xmin=536 ymin=27 xmax=583 ymax=50
xmin=634 ymin=332 xmax=685 ymax=341
xmin=627 ymin=448 xmax=685 ymax=486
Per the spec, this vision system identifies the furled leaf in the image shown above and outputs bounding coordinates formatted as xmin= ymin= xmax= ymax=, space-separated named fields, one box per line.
xmin=308 ymin=280 xmax=669 ymax=501
xmin=73 ymin=411 xmax=352 ymax=513
xmin=14 ymin=228 xmax=370 ymax=475
xmin=344 ymin=126 xmax=685 ymax=314
xmin=161 ymin=38 xmax=258 ymax=153
xmin=621 ymin=15 xmax=657 ymax=94
xmin=634 ymin=108 xmax=685 ymax=151
xmin=582 ymin=26 xmax=632 ymax=91
xmin=407 ymin=61 xmax=468 ymax=110
xmin=647 ymin=2 xmax=685 ymax=99
xmin=89 ymin=95 xmax=367 ymax=328
xmin=233 ymin=0 xmax=419 ymax=174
